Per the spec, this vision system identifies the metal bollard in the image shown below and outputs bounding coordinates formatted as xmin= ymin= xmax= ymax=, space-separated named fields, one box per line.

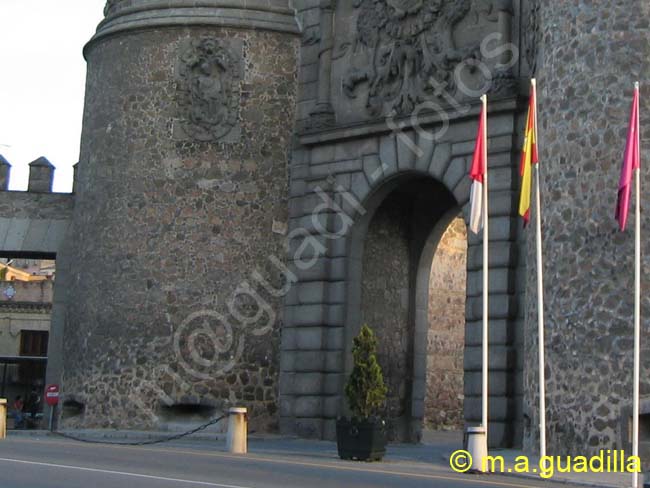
xmin=466 ymin=426 xmax=488 ymax=472
xmin=0 ymin=399 xmax=6 ymax=440
xmin=226 ymin=407 xmax=247 ymax=454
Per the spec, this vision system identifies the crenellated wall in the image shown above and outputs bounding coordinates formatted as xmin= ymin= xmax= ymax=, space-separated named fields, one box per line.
xmin=0 ymin=156 xmax=73 ymax=256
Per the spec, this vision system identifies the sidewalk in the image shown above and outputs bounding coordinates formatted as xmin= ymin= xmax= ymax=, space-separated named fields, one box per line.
xmin=7 ymin=428 xmax=643 ymax=487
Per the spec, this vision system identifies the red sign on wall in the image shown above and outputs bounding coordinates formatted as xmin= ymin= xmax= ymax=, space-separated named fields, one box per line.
xmin=45 ymin=385 xmax=59 ymax=407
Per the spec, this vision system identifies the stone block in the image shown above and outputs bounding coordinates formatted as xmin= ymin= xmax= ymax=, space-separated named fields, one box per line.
xmin=350 ymin=172 xmax=370 ymax=204
xmin=489 ymin=134 xmax=516 ymax=153
xmin=323 ymin=373 xmax=343 ymax=395
xmin=429 ymin=142 xmax=452 ymax=179
xmin=28 ymin=157 xmax=55 ymax=193
xmin=465 ymin=371 xmax=510 ymax=397
xmin=325 ymin=350 xmax=344 ymax=373
xmin=443 ymin=157 xmax=468 ymax=191
xmin=411 ymin=399 xmax=424 ymax=419
xmin=288 ymin=258 xmax=328 ymax=282
xmin=288 ymin=234 xmax=328 ymax=262
xmin=291 ymin=373 xmax=324 ymax=395
xmin=323 ymin=395 xmax=340 ymax=418
xmin=295 ymin=327 xmax=325 ymax=350
xmin=488 ymin=190 xmax=517 ymax=217
xmin=378 ymin=134 xmax=397 ymax=176
xmin=279 ymin=417 xmax=297 ymax=436
xmin=487 ymin=152 xmax=515 ymax=169
xmin=452 ymin=176 xmax=471 ymax=207
xmin=334 ymin=140 xmax=362 ymax=161
xmin=328 ymin=281 xmax=346 ymax=304
xmin=464 ymin=345 xmax=516 ymax=371
xmin=285 ymin=304 xmax=326 ymax=327
xmin=412 ymin=378 xmax=425 ymax=400
xmin=279 ymin=395 xmax=294 ymax=416
xmin=280 ymin=351 xmax=296 ymax=371
xmin=289 ymin=177 xmax=306 ymax=198
xmin=490 ymin=167 xmax=516 ymax=192
xmin=465 ymin=294 xmax=518 ymax=321
xmin=467 ymin=267 xmax=515 ymax=296
xmin=294 ymin=417 xmax=324 ymax=438
xmin=451 ymin=140 xmax=475 ymax=157
xmin=297 ymin=281 xmax=326 ymax=304
xmin=466 ymin=217 xmax=517 ymax=244
xmin=327 ymin=304 xmax=345 ymax=326
xmin=331 ymin=159 xmax=363 ymax=174
xmin=328 ymin=237 xmax=348 ymax=258
xmin=415 ymin=131 xmax=436 ymax=172
xmin=396 ymin=129 xmax=417 ymax=170
xmin=464 ymin=396 xmax=512 ymax=422
xmin=363 ymin=154 xmax=383 ymax=186
xmin=465 ymin=319 xmax=511 ymax=346
xmin=309 ymin=162 xmax=333 ymax=178
xmin=310 ymin=144 xmax=336 ymax=166
xmin=467 ymin=241 xmax=517 ymax=270
xmin=294 ymin=396 xmax=323 ymax=417
xmin=487 ymin=216 xmax=517 ymax=241
xmin=324 ymin=327 xmax=344 ymax=350
xmin=487 ymin=421 xmax=512 ymax=448
xmin=294 ymin=351 xmax=327 ymax=372
xmin=323 ymin=418 xmax=337 ymax=441
xmin=281 ymin=327 xmax=297 ymax=350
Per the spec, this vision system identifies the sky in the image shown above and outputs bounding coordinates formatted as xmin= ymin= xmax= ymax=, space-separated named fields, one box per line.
xmin=0 ymin=0 xmax=106 ymax=192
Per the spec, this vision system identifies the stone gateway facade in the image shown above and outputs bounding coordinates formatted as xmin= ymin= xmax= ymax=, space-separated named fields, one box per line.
xmin=0 ymin=0 xmax=648 ymax=456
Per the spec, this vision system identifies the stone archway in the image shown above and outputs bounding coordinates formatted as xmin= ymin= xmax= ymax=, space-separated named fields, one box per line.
xmin=281 ymin=112 xmax=524 ymax=447
xmin=347 ymin=174 xmax=461 ymax=442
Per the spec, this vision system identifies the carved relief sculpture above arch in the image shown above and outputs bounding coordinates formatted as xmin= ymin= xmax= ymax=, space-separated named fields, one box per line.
xmin=316 ymin=0 xmax=517 ymax=125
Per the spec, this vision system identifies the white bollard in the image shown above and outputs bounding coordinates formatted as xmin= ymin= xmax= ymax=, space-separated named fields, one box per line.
xmin=466 ymin=426 xmax=488 ymax=472
xmin=0 ymin=399 xmax=6 ymax=440
xmin=227 ymin=407 xmax=247 ymax=454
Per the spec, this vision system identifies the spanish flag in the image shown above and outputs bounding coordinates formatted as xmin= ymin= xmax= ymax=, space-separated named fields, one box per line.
xmin=519 ymin=80 xmax=539 ymax=225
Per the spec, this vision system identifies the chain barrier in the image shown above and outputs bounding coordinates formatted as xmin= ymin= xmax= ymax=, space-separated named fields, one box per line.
xmin=50 ymin=413 xmax=228 ymax=446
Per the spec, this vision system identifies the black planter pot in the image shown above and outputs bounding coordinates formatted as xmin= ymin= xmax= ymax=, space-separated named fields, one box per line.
xmin=336 ymin=417 xmax=387 ymax=461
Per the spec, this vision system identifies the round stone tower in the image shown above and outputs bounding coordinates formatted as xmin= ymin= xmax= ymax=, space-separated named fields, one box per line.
xmin=524 ymin=0 xmax=650 ymax=454
xmin=57 ymin=0 xmax=299 ymax=431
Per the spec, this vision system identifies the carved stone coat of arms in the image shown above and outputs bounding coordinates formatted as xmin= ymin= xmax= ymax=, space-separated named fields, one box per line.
xmin=176 ymin=38 xmax=241 ymax=142
xmin=342 ymin=0 xmax=506 ymax=117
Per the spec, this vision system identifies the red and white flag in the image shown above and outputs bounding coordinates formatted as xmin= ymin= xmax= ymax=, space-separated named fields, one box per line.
xmin=469 ymin=98 xmax=487 ymax=234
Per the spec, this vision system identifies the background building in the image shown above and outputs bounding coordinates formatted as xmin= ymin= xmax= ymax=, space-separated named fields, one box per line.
xmin=0 ymin=260 xmax=53 ymax=427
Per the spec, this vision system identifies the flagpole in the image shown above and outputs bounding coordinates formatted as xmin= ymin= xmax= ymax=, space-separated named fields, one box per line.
xmin=481 ymin=94 xmax=489 ymax=440
xmin=632 ymin=81 xmax=641 ymax=488
xmin=531 ymin=79 xmax=547 ymax=460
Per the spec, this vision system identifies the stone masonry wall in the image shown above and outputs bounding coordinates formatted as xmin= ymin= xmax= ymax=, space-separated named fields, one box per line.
xmin=524 ymin=0 xmax=650 ymax=455
xmin=425 ymin=217 xmax=466 ymax=430
xmin=360 ymin=191 xmax=412 ymax=441
xmin=61 ymin=26 xmax=299 ymax=432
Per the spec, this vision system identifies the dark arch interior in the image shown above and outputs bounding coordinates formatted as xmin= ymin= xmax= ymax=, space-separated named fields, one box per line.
xmin=346 ymin=174 xmax=465 ymax=442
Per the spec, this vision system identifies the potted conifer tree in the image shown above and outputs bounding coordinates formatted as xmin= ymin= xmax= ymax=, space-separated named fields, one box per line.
xmin=336 ymin=324 xmax=388 ymax=461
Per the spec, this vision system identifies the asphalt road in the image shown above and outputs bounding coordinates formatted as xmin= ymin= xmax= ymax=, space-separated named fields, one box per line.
xmin=0 ymin=436 xmax=581 ymax=488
